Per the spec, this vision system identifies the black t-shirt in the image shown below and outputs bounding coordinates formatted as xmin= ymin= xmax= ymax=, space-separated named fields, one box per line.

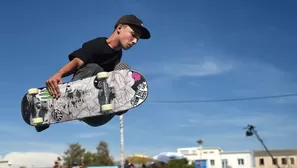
xmin=68 ymin=37 xmax=122 ymax=72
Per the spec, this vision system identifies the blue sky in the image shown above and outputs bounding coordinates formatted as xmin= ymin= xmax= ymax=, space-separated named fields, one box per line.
xmin=0 ymin=0 xmax=297 ymax=161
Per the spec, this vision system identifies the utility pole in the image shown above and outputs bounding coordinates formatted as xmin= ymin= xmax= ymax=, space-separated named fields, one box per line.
xmin=245 ymin=124 xmax=280 ymax=168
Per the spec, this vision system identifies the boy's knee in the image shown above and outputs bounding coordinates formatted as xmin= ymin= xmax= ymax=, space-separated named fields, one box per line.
xmin=72 ymin=63 xmax=103 ymax=81
xmin=85 ymin=63 xmax=103 ymax=73
xmin=82 ymin=114 xmax=114 ymax=127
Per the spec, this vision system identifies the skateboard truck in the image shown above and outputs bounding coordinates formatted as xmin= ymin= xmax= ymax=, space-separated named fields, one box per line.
xmin=96 ymin=72 xmax=113 ymax=113
xmin=27 ymin=88 xmax=44 ymax=126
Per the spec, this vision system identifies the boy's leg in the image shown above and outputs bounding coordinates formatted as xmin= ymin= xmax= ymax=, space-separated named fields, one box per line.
xmin=112 ymin=62 xmax=130 ymax=116
xmin=71 ymin=63 xmax=114 ymax=127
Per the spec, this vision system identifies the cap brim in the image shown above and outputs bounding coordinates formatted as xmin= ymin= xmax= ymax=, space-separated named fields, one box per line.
xmin=117 ymin=22 xmax=151 ymax=39
xmin=128 ymin=23 xmax=150 ymax=39
xmin=138 ymin=26 xmax=151 ymax=39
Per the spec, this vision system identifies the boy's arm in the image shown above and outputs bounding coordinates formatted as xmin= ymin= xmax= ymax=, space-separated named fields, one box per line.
xmin=47 ymin=37 xmax=101 ymax=98
xmin=56 ymin=57 xmax=84 ymax=77
xmin=46 ymin=58 xmax=84 ymax=98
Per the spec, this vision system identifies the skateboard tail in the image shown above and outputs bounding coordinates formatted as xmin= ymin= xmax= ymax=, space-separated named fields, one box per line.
xmin=21 ymin=94 xmax=32 ymax=125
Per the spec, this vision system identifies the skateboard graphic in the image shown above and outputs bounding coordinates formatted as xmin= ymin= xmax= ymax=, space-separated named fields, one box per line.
xmin=21 ymin=63 xmax=149 ymax=128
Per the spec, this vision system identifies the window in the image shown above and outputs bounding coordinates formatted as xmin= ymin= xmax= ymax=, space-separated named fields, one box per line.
xmin=290 ymin=158 xmax=295 ymax=165
xmin=282 ymin=158 xmax=287 ymax=165
xmin=272 ymin=158 xmax=278 ymax=165
xmin=180 ymin=150 xmax=189 ymax=155
xmin=259 ymin=158 xmax=264 ymax=165
xmin=238 ymin=159 xmax=244 ymax=165
xmin=222 ymin=159 xmax=228 ymax=168
xmin=210 ymin=160 xmax=215 ymax=166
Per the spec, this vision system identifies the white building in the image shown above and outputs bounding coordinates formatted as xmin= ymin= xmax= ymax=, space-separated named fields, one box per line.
xmin=0 ymin=160 xmax=11 ymax=168
xmin=177 ymin=147 xmax=252 ymax=168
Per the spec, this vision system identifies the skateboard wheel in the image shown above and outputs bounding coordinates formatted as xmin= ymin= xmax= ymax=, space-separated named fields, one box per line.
xmin=32 ymin=117 xmax=43 ymax=124
xmin=101 ymin=104 xmax=112 ymax=111
xmin=96 ymin=72 xmax=109 ymax=79
xmin=28 ymin=88 xmax=39 ymax=95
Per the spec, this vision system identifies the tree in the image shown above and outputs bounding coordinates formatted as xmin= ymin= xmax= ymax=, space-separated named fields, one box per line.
xmin=125 ymin=155 xmax=154 ymax=165
xmin=82 ymin=151 xmax=96 ymax=166
xmin=62 ymin=141 xmax=115 ymax=167
xmin=167 ymin=158 xmax=194 ymax=168
xmin=63 ymin=143 xmax=86 ymax=167
xmin=93 ymin=140 xmax=114 ymax=166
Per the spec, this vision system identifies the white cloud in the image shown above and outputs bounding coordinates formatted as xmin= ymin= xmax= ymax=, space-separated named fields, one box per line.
xmin=78 ymin=132 xmax=107 ymax=138
xmin=3 ymin=152 xmax=61 ymax=168
xmin=173 ymin=109 xmax=295 ymax=151
xmin=182 ymin=107 xmax=292 ymax=129
xmin=162 ymin=61 xmax=233 ymax=77
xmin=0 ymin=140 xmax=67 ymax=155
xmin=137 ymin=59 xmax=233 ymax=78
xmin=225 ymin=59 xmax=296 ymax=97
xmin=274 ymin=96 xmax=297 ymax=104
xmin=64 ymin=120 xmax=119 ymax=130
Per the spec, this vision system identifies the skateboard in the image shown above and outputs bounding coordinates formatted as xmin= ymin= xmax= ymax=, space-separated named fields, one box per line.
xmin=21 ymin=62 xmax=149 ymax=128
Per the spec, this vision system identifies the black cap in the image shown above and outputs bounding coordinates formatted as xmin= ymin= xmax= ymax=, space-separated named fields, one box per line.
xmin=115 ymin=14 xmax=151 ymax=39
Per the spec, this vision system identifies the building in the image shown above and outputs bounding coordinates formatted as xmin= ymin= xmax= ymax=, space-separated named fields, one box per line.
xmin=0 ymin=160 xmax=11 ymax=168
xmin=177 ymin=147 xmax=252 ymax=168
xmin=221 ymin=152 xmax=251 ymax=168
xmin=254 ymin=149 xmax=297 ymax=168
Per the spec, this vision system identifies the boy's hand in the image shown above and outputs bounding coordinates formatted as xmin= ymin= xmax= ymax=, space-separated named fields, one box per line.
xmin=46 ymin=73 xmax=63 ymax=98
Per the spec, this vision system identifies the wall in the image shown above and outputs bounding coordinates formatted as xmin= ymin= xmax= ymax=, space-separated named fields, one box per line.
xmin=254 ymin=155 xmax=297 ymax=168
xmin=177 ymin=147 xmax=222 ymax=167
xmin=221 ymin=152 xmax=252 ymax=168
xmin=177 ymin=147 xmax=252 ymax=168
xmin=0 ymin=160 xmax=10 ymax=168
xmin=254 ymin=149 xmax=297 ymax=168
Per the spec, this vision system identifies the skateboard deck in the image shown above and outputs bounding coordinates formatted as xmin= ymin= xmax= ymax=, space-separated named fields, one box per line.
xmin=21 ymin=63 xmax=149 ymax=127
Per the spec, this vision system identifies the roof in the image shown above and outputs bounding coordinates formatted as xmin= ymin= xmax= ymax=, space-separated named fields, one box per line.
xmin=221 ymin=151 xmax=251 ymax=154
xmin=253 ymin=149 xmax=297 ymax=157
xmin=177 ymin=147 xmax=223 ymax=151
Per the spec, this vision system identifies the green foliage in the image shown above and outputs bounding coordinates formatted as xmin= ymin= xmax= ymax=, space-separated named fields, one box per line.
xmin=83 ymin=151 xmax=96 ymax=166
xmin=62 ymin=141 xmax=114 ymax=167
xmin=61 ymin=141 xmax=194 ymax=168
xmin=93 ymin=141 xmax=114 ymax=166
xmin=167 ymin=158 xmax=194 ymax=168
xmin=149 ymin=158 xmax=194 ymax=168
xmin=63 ymin=143 xmax=86 ymax=167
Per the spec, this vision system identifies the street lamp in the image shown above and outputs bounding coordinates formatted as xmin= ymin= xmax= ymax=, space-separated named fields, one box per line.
xmin=114 ymin=62 xmax=129 ymax=168
xmin=196 ymin=139 xmax=203 ymax=159
xmin=244 ymin=124 xmax=280 ymax=168
xmin=245 ymin=124 xmax=254 ymax=136
xmin=120 ymin=115 xmax=124 ymax=168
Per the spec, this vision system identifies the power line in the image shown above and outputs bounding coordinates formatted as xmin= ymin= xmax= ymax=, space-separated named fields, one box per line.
xmin=147 ymin=93 xmax=297 ymax=103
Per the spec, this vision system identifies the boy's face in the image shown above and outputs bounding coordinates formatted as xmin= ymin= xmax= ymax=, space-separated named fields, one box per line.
xmin=117 ymin=24 xmax=141 ymax=50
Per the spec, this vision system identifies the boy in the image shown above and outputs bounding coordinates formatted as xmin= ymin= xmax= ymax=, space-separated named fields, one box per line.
xmin=45 ymin=14 xmax=151 ymax=127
